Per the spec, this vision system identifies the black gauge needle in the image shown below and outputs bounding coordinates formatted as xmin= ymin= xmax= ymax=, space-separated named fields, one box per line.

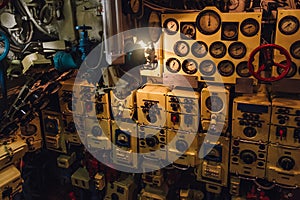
xmin=284 ymin=22 xmax=292 ymax=29
xmin=208 ymin=14 xmax=211 ymax=26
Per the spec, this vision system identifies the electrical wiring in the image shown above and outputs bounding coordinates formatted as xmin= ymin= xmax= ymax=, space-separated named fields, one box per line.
xmin=143 ymin=0 xmax=199 ymax=13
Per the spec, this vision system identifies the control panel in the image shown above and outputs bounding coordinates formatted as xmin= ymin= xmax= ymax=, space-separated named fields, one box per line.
xmin=111 ymin=88 xmax=136 ymax=120
xmin=104 ymin=176 xmax=138 ymax=200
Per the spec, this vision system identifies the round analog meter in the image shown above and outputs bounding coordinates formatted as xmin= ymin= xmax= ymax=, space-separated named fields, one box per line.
xmin=279 ymin=16 xmax=299 ymax=35
xmin=228 ymin=42 xmax=247 ymax=59
xmin=174 ymin=41 xmax=189 ymax=57
xmin=199 ymin=60 xmax=216 ymax=76
xmin=205 ymin=96 xmax=224 ymax=112
xmin=218 ymin=60 xmax=235 ymax=76
xmin=277 ymin=60 xmax=297 ymax=78
xmin=182 ymin=59 xmax=198 ymax=74
xmin=163 ymin=18 xmax=179 ymax=35
xmin=181 ymin=23 xmax=196 ymax=39
xmin=23 ymin=124 xmax=37 ymax=136
xmin=191 ymin=41 xmax=208 ymax=58
xmin=290 ymin=40 xmax=300 ymax=59
xmin=166 ymin=58 xmax=181 ymax=73
xmin=222 ymin=23 xmax=238 ymax=40
xmin=240 ymin=18 xmax=260 ymax=37
xmin=196 ymin=10 xmax=221 ymax=35
xmin=209 ymin=41 xmax=226 ymax=58
xmin=236 ymin=61 xmax=251 ymax=77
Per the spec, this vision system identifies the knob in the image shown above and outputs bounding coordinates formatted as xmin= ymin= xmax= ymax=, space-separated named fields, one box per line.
xmin=278 ymin=156 xmax=295 ymax=171
xmin=171 ymin=113 xmax=180 ymax=123
xmin=146 ymin=135 xmax=159 ymax=147
xmin=243 ymin=127 xmax=257 ymax=137
xmin=240 ymin=150 xmax=257 ymax=164
xmin=92 ymin=126 xmax=102 ymax=137
xmin=176 ymin=140 xmax=188 ymax=152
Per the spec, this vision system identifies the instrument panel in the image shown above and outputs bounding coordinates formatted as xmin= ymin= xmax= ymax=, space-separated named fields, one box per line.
xmin=162 ymin=7 xmax=262 ymax=84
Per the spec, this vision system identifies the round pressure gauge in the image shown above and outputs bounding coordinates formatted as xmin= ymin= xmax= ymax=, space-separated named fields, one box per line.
xmin=279 ymin=16 xmax=299 ymax=35
xmin=182 ymin=59 xmax=198 ymax=74
xmin=290 ymin=40 xmax=300 ymax=59
xmin=166 ymin=58 xmax=181 ymax=73
xmin=174 ymin=41 xmax=189 ymax=57
xmin=236 ymin=61 xmax=251 ymax=77
xmin=23 ymin=124 xmax=37 ymax=136
xmin=277 ymin=60 xmax=297 ymax=78
xmin=163 ymin=18 xmax=179 ymax=35
xmin=228 ymin=42 xmax=246 ymax=59
xmin=209 ymin=41 xmax=226 ymax=58
xmin=222 ymin=23 xmax=238 ymax=40
xmin=181 ymin=23 xmax=196 ymax=39
xmin=218 ymin=60 xmax=235 ymax=76
xmin=199 ymin=60 xmax=216 ymax=76
xmin=196 ymin=10 xmax=221 ymax=35
xmin=205 ymin=96 xmax=224 ymax=112
xmin=191 ymin=41 xmax=208 ymax=58
xmin=240 ymin=18 xmax=260 ymax=37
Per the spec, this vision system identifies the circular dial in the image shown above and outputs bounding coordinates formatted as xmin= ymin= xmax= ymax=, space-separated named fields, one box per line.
xmin=191 ymin=41 xmax=208 ymax=58
xmin=23 ymin=124 xmax=37 ymax=136
xmin=217 ymin=60 xmax=235 ymax=76
xmin=163 ymin=18 xmax=179 ymax=35
xmin=176 ymin=140 xmax=188 ymax=152
xmin=199 ymin=60 xmax=216 ymax=76
xmin=181 ymin=23 xmax=196 ymax=39
xmin=92 ymin=126 xmax=102 ymax=137
xmin=196 ymin=10 xmax=221 ymax=35
xmin=146 ymin=135 xmax=159 ymax=147
xmin=166 ymin=58 xmax=181 ymax=73
xmin=240 ymin=18 xmax=260 ymax=37
xmin=277 ymin=60 xmax=297 ymax=78
xmin=174 ymin=41 xmax=189 ymax=57
xmin=228 ymin=42 xmax=247 ymax=59
xmin=279 ymin=16 xmax=299 ymax=35
xmin=240 ymin=150 xmax=257 ymax=164
xmin=243 ymin=127 xmax=257 ymax=137
xmin=290 ymin=40 xmax=300 ymax=59
xmin=209 ymin=41 xmax=226 ymax=58
xmin=236 ymin=61 xmax=251 ymax=77
xmin=148 ymin=11 xmax=162 ymax=42
xmin=278 ymin=156 xmax=295 ymax=171
xmin=222 ymin=23 xmax=238 ymax=40
xmin=129 ymin=0 xmax=142 ymax=14
xmin=182 ymin=59 xmax=197 ymax=74
xmin=205 ymin=95 xmax=223 ymax=112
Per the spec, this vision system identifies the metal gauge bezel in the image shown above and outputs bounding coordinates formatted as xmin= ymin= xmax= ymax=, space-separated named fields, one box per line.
xmin=166 ymin=57 xmax=181 ymax=73
xmin=228 ymin=42 xmax=247 ymax=59
xmin=163 ymin=18 xmax=179 ymax=35
xmin=217 ymin=60 xmax=235 ymax=76
xmin=174 ymin=41 xmax=190 ymax=57
xmin=23 ymin=124 xmax=37 ymax=136
xmin=182 ymin=59 xmax=198 ymax=74
xmin=196 ymin=10 xmax=221 ymax=35
xmin=240 ymin=18 xmax=260 ymax=37
xmin=209 ymin=41 xmax=226 ymax=58
xmin=236 ymin=61 xmax=251 ymax=77
xmin=191 ymin=41 xmax=208 ymax=58
xmin=148 ymin=11 xmax=162 ymax=42
xmin=279 ymin=16 xmax=299 ymax=35
xmin=205 ymin=95 xmax=224 ymax=112
xmin=277 ymin=60 xmax=297 ymax=78
xmin=199 ymin=60 xmax=216 ymax=76
xmin=221 ymin=22 xmax=239 ymax=41
xmin=180 ymin=22 xmax=196 ymax=40
xmin=290 ymin=40 xmax=300 ymax=59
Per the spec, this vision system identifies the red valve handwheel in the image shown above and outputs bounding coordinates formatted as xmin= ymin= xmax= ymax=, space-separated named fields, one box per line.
xmin=0 ymin=0 xmax=9 ymax=9
xmin=247 ymin=43 xmax=292 ymax=82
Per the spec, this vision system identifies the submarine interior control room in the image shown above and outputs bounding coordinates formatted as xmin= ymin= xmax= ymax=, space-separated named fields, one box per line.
xmin=1 ymin=0 xmax=300 ymax=199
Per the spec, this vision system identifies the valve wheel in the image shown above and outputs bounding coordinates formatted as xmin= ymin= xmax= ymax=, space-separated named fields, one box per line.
xmin=248 ymin=43 xmax=291 ymax=82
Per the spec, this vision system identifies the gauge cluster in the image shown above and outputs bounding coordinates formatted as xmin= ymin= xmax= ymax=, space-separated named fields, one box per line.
xmin=162 ymin=7 xmax=262 ymax=84
xmin=273 ymin=9 xmax=300 ymax=80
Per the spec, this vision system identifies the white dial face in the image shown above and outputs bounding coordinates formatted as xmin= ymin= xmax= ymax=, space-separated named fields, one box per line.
xmin=197 ymin=10 xmax=221 ymax=35
xmin=167 ymin=20 xmax=178 ymax=32
xmin=174 ymin=41 xmax=189 ymax=57
xmin=200 ymin=60 xmax=216 ymax=76
xmin=192 ymin=41 xmax=208 ymax=58
xmin=166 ymin=58 xmax=181 ymax=73
xmin=182 ymin=59 xmax=197 ymax=74
xmin=279 ymin=16 xmax=299 ymax=35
